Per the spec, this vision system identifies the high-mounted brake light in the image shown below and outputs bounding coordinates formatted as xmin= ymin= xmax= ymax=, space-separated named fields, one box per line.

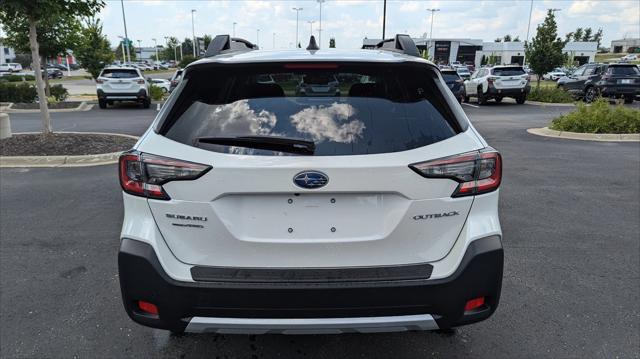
xmin=118 ymin=151 xmax=211 ymax=200
xmin=409 ymin=148 xmax=502 ymax=198
xmin=284 ymin=63 xmax=339 ymax=69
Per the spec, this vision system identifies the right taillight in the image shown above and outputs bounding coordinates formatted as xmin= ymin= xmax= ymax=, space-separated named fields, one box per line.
xmin=118 ymin=150 xmax=211 ymax=200
xmin=409 ymin=148 xmax=502 ymax=198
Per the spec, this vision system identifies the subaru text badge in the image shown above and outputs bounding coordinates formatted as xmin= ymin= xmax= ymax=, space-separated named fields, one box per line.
xmin=293 ymin=171 xmax=329 ymax=189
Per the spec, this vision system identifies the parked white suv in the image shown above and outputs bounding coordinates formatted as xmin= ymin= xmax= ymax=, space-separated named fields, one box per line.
xmin=96 ymin=66 xmax=150 ymax=109
xmin=464 ymin=65 xmax=530 ymax=104
xmin=118 ymin=35 xmax=504 ymax=334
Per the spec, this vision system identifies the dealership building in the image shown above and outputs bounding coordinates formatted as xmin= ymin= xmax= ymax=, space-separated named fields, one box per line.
xmin=362 ymin=37 xmax=598 ymax=67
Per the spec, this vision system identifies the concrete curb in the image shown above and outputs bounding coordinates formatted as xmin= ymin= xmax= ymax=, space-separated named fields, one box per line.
xmin=0 ymin=131 xmax=139 ymax=168
xmin=527 ymin=127 xmax=640 ymax=142
xmin=4 ymin=101 xmax=93 ymax=113
xmin=524 ymin=100 xmax=576 ymax=107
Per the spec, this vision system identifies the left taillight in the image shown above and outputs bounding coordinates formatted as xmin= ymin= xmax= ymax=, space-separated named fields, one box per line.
xmin=118 ymin=150 xmax=212 ymax=200
xmin=409 ymin=148 xmax=502 ymax=198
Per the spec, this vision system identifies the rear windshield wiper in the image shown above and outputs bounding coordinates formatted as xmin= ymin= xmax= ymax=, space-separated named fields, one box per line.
xmin=195 ymin=135 xmax=315 ymax=155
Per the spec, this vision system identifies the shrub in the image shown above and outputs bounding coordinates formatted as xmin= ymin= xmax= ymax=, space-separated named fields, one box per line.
xmin=0 ymin=82 xmax=37 ymax=103
xmin=3 ymin=74 xmax=26 ymax=82
xmin=149 ymin=84 xmax=164 ymax=101
xmin=550 ymin=98 xmax=640 ymax=133
xmin=49 ymin=84 xmax=69 ymax=102
xmin=23 ymin=75 xmax=35 ymax=81
xmin=528 ymin=86 xmax=574 ymax=103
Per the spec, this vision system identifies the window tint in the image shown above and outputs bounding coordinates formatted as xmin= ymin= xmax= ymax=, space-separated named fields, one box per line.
xmin=100 ymin=69 xmax=139 ymax=78
xmin=608 ymin=66 xmax=640 ymax=75
xmin=491 ymin=67 xmax=525 ymax=76
xmin=159 ymin=63 xmax=461 ymax=156
xmin=441 ymin=72 xmax=461 ymax=83
xmin=583 ymin=67 xmax=597 ymax=76
xmin=572 ymin=66 xmax=586 ymax=77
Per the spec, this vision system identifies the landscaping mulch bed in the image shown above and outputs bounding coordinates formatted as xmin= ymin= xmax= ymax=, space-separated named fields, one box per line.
xmin=0 ymin=133 xmax=136 ymax=156
xmin=11 ymin=101 xmax=83 ymax=110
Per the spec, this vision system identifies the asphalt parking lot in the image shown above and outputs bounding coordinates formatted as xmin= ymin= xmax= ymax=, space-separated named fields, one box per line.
xmin=1 ymin=102 xmax=638 ymax=358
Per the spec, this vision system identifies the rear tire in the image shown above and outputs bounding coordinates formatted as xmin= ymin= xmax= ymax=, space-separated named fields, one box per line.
xmin=584 ymin=87 xmax=597 ymax=103
xmin=477 ymin=87 xmax=487 ymax=105
xmin=624 ymin=96 xmax=634 ymax=104
xmin=516 ymin=95 xmax=526 ymax=104
xmin=98 ymin=99 xmax=107 ymax=109
xmin=463 ymin=95 xmax=470 ymax=103
xmin=142 ymin=98 xmax=151 ymax=109
xmin=494 ymin=96 xmax=503 ymax=103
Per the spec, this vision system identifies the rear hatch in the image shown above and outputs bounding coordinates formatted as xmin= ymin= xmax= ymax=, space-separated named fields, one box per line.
xmin=138 ymin=61 xmax=485 ymax=268
xmin=98 ymin=68 xmax=141 ymax=93
xmin=604 ymin=65 xmax=640 ymax=91
xmin=490 ymin=66 xmax=528 ymax=89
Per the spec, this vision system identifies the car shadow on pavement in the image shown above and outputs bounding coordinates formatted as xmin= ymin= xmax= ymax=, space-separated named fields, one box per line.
xmin=146 ymin=329 xmax=475 ymax=358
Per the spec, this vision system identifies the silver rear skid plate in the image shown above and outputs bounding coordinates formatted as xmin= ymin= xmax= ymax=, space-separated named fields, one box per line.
xmin=185 ymin=314 xmax=439 ymax=334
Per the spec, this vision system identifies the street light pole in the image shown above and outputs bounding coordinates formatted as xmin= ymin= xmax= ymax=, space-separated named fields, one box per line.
xmin=523 ymin=0 xmax=534 ymax=66
xmin=191 ymin=9 xmax=197 ymax=57
xmin=118 ymin=36 xmax=126 ymax=63
xmin=152 ymin=38 xmax=158 ymax=63
xmin=136 ymin=39 xmax=142 ymax=59
xmin=308 ymin=20 xmax=315 ymax=38
xmin=233 ymin=22 xmax=237 ymax=37
xmin=317 ymin=0 xmax=325 ymax=47
xmin=427 ymin=8 xmax=440 ymax=61
xmin=120 ymin=0 xmax=130 ymax=63
xmin=382 ymin=0 xmax=387 ymax=39
xmin=292 ymin=7 xmax=303 ymax=48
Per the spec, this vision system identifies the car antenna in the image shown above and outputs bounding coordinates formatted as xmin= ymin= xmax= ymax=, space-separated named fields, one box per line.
xmin=306 ymin=36 xmax=319 ymax=51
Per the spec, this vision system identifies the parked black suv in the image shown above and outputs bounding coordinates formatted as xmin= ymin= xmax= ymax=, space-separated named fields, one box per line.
xmin=441 ymin=69 xmax=466 ymax=103
xmin=558 ymin=63 xmax=639 ymax=103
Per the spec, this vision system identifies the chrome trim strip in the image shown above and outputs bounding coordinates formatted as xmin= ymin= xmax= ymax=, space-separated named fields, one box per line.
xmin=185 ymin=314 xmax=439 ymax=334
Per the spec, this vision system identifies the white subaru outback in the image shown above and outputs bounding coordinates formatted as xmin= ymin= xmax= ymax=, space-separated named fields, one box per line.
xmin=118 ymin=35 xmax=504 ymax=334
xmin=464 ymin=65 xmax=530 ymax=105
xmin=96 ymin=66 xmax=151 ymax=109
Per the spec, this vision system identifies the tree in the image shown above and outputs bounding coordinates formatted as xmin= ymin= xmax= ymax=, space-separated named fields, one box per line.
xmin=564 ymin=32 xmax=574 ymax=42
xmin=115 ymin=42 xmax=136 ymax=62
xmin=592 ymin=28 xmax=603 ymax=49
xmin=13 ymin=54 xmax=32 ymax=69
xmin=178 ymin=55 xmax=196 ymax=68
xmin=0 ymin=0 xmax=104 ymax=135
xmin=513 ymin=36 xmax=521 ymax=42
xmin=573 ymin=28 xmax=584 ymax=42
xmin=494 ymin=38 xmax=502 ymax=42
xmin=582 ymin=28 xmax=593 ymax=42
xmin=329 ymin=37 xmax=336 ymax=48
xmin=503 ymin=34 xmax=512 ymax=42
xmin=203 ymin=34 xmax=212 ymax=49
xmin=75 ymin=18 xmax=114 ymax=79
xmin=181 ymin=38 xmax=194 ymax=57
xmin=525 ymin=9 xmax=565 ymax=88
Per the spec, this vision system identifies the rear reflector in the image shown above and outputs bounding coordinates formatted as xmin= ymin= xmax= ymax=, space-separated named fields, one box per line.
xmin=409 ymin=148 xmax=502 ymax=198
xmin=138 ymin=300 xmax=159 ymax=315
xmin=119 ymin=150 xmax=211 ymax=200
xmin=464 ymin=297 xmax=485 ymax=312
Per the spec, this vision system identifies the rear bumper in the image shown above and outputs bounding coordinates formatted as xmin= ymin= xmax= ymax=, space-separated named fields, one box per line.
xmin=97 ymin=89 xmax=148 ymax=100
xmin=487 ymin=85 xmax=530 ymax=97
xmin=599 ymin=85 xmax=640 ymax=97
xmin=118 ymin=235 xmax=503 ymax=334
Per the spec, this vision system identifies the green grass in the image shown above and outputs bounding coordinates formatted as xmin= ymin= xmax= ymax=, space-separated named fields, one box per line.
xmin=528 ymin=86 xmax=575 ymax=103
xmin=550 ymin=98 xmax=640 ymax=133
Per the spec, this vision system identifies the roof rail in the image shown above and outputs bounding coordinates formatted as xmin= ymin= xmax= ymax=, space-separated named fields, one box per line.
xmin=375 ymin=34 xmax=420 ymax=57
xmin=204 ymin=34 xmax=258 ymax=58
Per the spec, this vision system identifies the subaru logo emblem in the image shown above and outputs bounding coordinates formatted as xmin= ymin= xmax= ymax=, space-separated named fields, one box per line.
xmin=293 ymin=171 xmax=329 ymax=189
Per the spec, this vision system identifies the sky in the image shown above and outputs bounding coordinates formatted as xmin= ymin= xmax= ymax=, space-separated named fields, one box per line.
xmin=97 ymin=0 xmax=640 ymax=50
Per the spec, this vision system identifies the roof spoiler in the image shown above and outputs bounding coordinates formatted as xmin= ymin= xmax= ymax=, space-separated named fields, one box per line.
xmin=204 ymin=35 xmax=258 ymax=58
xmin=375 ymin=34 xmax=420 ymax=57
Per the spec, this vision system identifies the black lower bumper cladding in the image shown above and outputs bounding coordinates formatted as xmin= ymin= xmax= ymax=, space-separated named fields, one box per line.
xmin=118 ymin=236 xmax=503 ymax=333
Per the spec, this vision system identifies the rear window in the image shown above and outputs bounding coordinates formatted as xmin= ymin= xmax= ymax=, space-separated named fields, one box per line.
xmin=491 ymin=67 xmax=526 ymax=76
xmin=158 ymin=63 xmax=462 ymax=156
xmin=100 ymin=69 xmax=139 ymax=78
xmin=608 ymin=66 xmax=640 ymax=76
xmin=441 ymin=72 xmax=461 ymax=83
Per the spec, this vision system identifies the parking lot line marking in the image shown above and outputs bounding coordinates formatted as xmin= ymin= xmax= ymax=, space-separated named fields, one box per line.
xmin=462 ymin=103 xmax=480 ymax=109
xmin=156 ymin=103 xmax=160 ymax=111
